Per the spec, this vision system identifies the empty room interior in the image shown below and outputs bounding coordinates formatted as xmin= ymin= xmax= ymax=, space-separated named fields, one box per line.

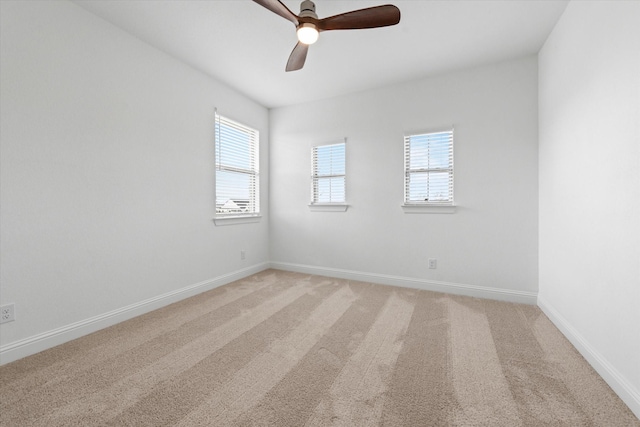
xmin=1 ymin=0 xmax=639 ymax=425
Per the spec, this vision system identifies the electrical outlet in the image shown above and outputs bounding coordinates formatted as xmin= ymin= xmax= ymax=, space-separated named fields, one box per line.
xmin=428 ymin=258 xmax=437 ymax=269
xmin=240 ymin=250 xmax=246 ymax=260
xmin=1 ymin=304 xmax=15 ymax=324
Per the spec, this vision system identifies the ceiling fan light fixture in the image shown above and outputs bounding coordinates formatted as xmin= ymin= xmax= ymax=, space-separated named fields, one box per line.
xmin=252 ymin=0 xmax=401 ymax=71
xmin=297 ymin=23 xmax=319 ymax=45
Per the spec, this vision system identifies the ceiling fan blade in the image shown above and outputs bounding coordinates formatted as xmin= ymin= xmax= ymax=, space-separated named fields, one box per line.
xmin=317 ymin=5 xmax=400 ymax=31
xmin=252 ymin=0 xmax=299 ymax=26
xmin=286 ymin=42 xmax=309 ymax=72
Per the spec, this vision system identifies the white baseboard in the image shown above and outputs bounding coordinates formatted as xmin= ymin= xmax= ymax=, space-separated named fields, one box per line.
xmin=538 ymin=296 xmax=640 ymax=419
xmin=0 ymin=262 xmax=270 ymax=366
xmin=269 ymin=261 xmax=537 ymax=305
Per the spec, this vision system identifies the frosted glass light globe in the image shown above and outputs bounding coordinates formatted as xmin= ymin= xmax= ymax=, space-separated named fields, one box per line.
xmin=297 ymin=24 xmax=319 ymax=45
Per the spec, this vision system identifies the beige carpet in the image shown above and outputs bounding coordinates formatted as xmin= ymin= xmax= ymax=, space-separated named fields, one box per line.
xmin=1 ymin=269 xmax=638 ymax=426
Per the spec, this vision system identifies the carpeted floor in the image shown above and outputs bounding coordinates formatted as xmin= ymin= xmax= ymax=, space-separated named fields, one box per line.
xmin=1 ymin=269 xmax=638 ymax=426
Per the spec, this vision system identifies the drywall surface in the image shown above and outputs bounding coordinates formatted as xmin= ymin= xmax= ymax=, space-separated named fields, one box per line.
xmin=538 ymin=0 xmax=640 ymax=415
xmin=0 ymin=1 xmax=269 ymax=355
xmin=270 ymin=56 xmax=539 ymax=295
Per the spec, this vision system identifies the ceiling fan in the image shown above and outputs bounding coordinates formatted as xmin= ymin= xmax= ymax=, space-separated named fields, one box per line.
xmin=253 ymin=0 xmax=401 ymax=71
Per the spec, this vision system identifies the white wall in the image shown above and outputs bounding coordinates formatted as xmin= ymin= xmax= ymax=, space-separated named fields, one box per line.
xmin=270 ymin=56 xmax=539 ymax=301
xmin=538 ymin=0 xmax=640 ymax=416
xmin=0 ymin=0 xmax=269 ymax=363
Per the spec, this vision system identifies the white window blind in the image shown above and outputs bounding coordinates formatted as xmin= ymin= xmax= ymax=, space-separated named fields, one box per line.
xmin=311 ymin=141 xmax=346 ymax=204
xmin=404 ymin=130 xmax=454 ymax=205
xmin=215 ymin=112 xmax=259 ymax=216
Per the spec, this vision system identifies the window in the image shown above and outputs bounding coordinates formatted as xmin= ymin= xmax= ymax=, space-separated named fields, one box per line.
xmin=311 ymin=141 xmax=346 ymax=205
xmin=215 ymin=112 xmax=259 ymax=217
xmin=404 ymin=130 xmax=454 ymax=206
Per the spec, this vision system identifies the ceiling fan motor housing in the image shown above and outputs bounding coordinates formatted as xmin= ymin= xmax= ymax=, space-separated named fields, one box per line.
xmin=299 ymin=0 xmax=317 ymax=19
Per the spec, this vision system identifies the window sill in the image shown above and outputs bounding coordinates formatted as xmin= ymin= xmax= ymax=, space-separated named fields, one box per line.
xmin=308 ymin=204 xmax=349 ymax=212
xmin=213 ymin=215 xmax=262 ymax=226
xmin=402 ymin=204 xmax=457 ymax=214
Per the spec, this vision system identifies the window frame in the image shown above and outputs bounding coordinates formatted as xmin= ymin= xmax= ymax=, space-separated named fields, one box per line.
xmin=214 ymin=111 xmax=260 ymax=223
xmin=402 ymin=129 xmax=456 ymax=214
xmin=309 ymin=140 xmax=348 ymax=212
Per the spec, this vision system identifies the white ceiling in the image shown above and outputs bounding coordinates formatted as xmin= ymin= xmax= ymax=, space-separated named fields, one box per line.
xmin=73 ymin=0 xmax=568 ymax=108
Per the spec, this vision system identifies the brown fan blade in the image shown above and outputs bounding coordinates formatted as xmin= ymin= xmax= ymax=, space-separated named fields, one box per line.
xmin=286 ymin=42 xmax=309 ymax=72
xmin=252 ymin=0 xmax=299 ymax=26
xmin=317 ymin=5 xmax=400 ymax=31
